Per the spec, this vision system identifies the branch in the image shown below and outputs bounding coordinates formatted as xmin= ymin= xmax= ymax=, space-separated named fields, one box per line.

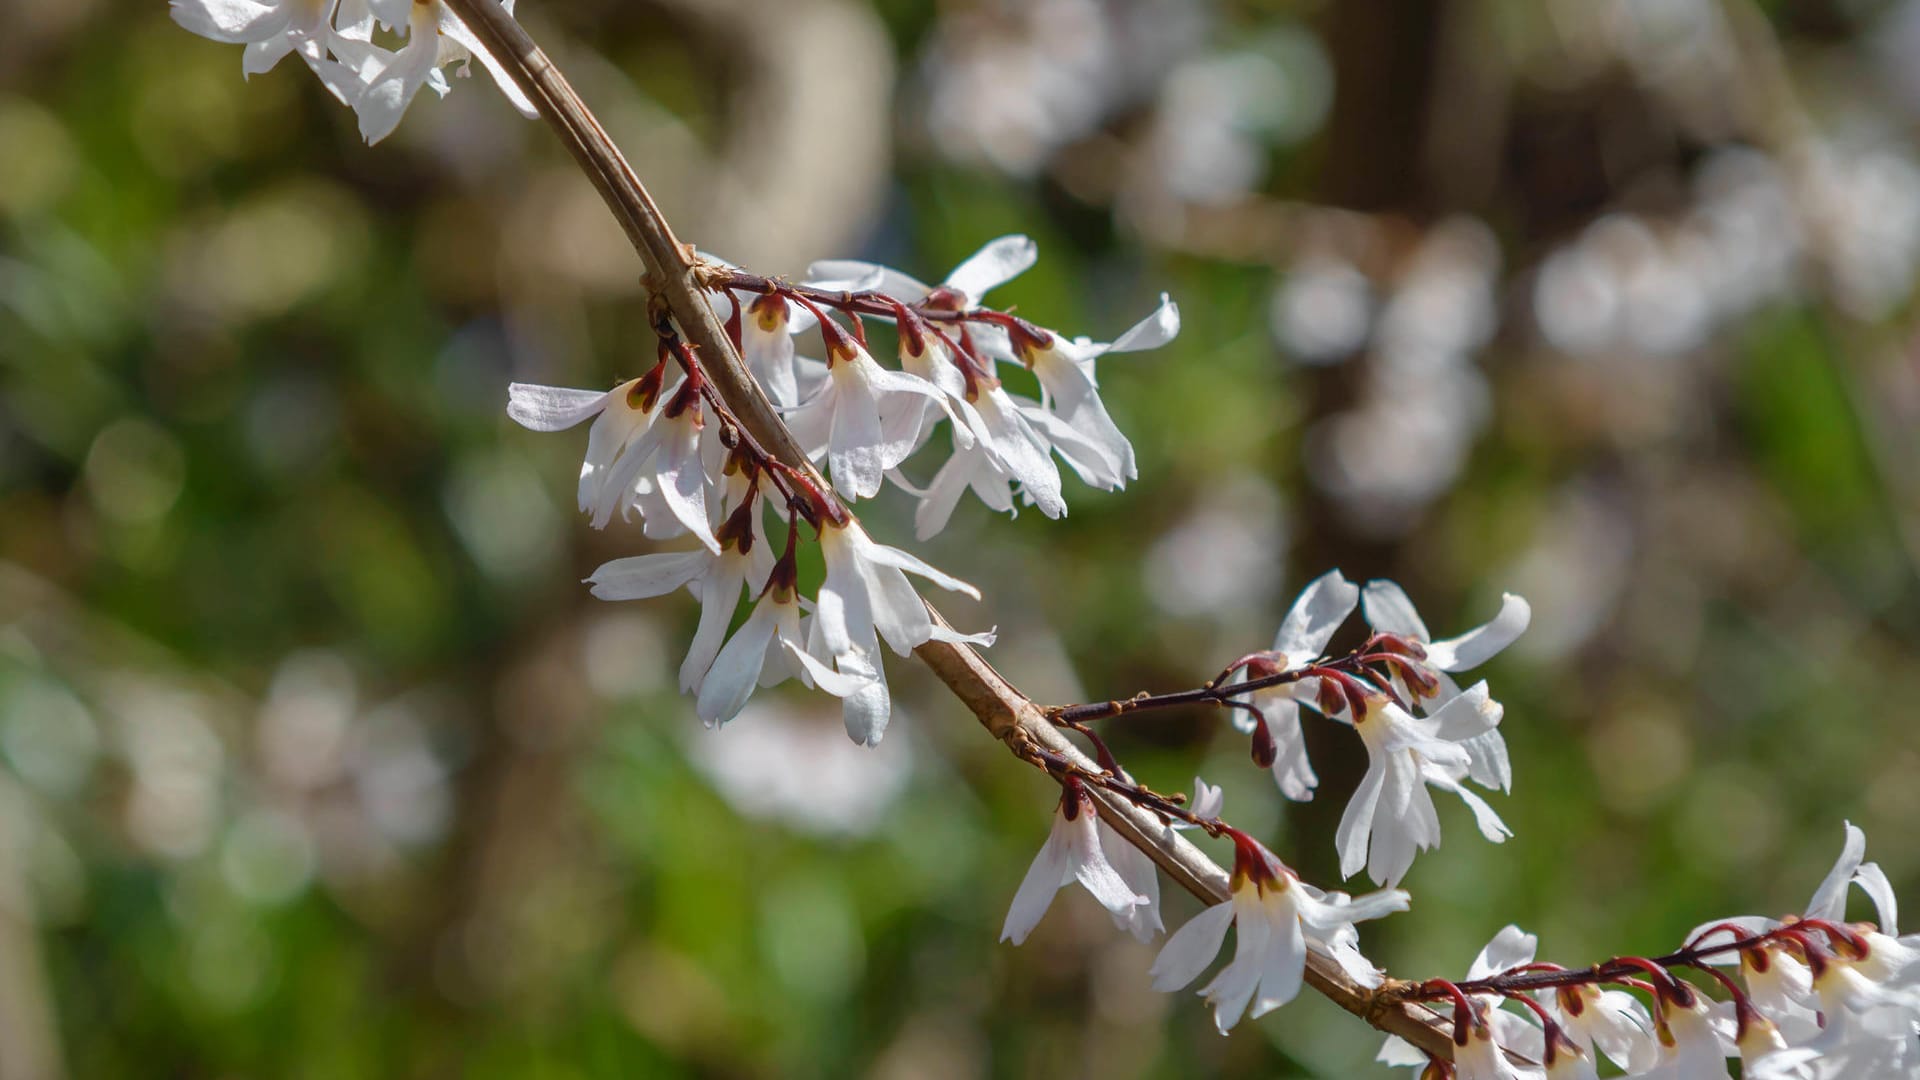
xmin=440 ymin=0 xmax=1452 ymax=1057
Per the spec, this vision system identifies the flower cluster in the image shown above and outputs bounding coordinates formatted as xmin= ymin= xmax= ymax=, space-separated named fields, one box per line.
xmin=1382 ymin=824 xmax=1920 ymax=1078
xmin=1220 ymin=571 xmax=1529 ymax=887
xmin=1000 ymin=569 xmax=1530 ymax=1036
xmin=718 ymin=238 xmax=1179 ymax=538
xmin=508 ymin=239 xmax=1177 ymax=746
xmin=170 ymin=0 xmax=539 ymax=143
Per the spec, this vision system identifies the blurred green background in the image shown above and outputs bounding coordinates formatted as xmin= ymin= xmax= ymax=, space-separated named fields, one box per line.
xmin=5 ymin=0 xmax=1920 ymax=1076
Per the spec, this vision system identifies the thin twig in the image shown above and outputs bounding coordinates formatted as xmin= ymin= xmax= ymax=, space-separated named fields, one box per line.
xmin=440 ymin=0 xmax=1453 ymax=1057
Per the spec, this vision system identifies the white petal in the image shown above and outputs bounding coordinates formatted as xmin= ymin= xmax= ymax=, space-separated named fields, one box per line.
xmin=1262 ymin=696 xmax=1318 ymax=802
xmin=507 ymin=383 xmax=611 ymax=431
xmin=1359 ymin=579 xmax=1430 ymax=641
xmin=355 ymin=31 xmax=437 ymax=144
xmin=1431 ymin=771 xmax=1511 ymax=843
xmin=827 ymin=378 xmax=886 ymax=501
xmin=585 ymin=550 xmax=710 ymax=600
xmin=678 ymin=557 xmax=746 ymax=692
xmin=1150 ymin=901 xmax=1234 ymax=991
xmin=1065 ymin=811 xmax=1146 ymax=915
xmin=1854 ymin=862 xmax=1899 ymax=935
xmin=854 ymin=533 xmax=981 ymax=599
xmin=1806 ymin=821 xmax=1867 ymax=922
xmin=926 ymin=622 xmax=997 ymax=647
xmin=1426 ymin=593 xmax=1531 ymax=671
xmin=170 ymin=0 xmax=286 ymax=42
xmin=1248 ymin=897 xmax=1308 ymax=1018
xmin=1102 ymin=822 xmax=1164 ymax=942
xmin=1428 ymin=681 xmax=1503 ymax=741
xmin=1273 ymin=569 xmax=1360 ymax=657
xmin=1201 ymin=890 xmax=1272 ymax=1032
xmin=803 ymin=260 xmax=924 ymax=302
xmin=1336 ymin=756 xmax=1386 ymax=880
xmin=1377 ymin=1037 xmax=1427 ymax=1067
xmin=1468 ymin=925 xmax=1538 ymax=981
xmin=862 ymin=558 xmax=937 ymax=657
xmin=1189 ymin=778 xmax=1225 ymax=821
xmin=1107 ymin=294 xmax=1181 ymax=354
xmin=781 ymin=639 xmax=874 ymax=698
xmin=914 ymin=450 xmax=983 ymax=540
xmin=694 ymin=600 xmax=780 ymax=727
xmin=836 ymin=649 xmax=891 ymax=747
xmin=1001 ymin=814 xmax=1073 ymax=946
xmin=241 ymin=34 xmax=295 ymax=76
xmin=944 ymin=234 xmax=1037 ymax=304
xmin=653 ymin=418 xmax=722 ymax=552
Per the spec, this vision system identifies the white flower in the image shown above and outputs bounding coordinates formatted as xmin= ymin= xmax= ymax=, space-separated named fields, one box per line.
xmin=1004 ymin=293 xmax=1181 ymax=485
xmin=342 ymin=0 xmax=538 ymax=144
xmin=1549 ymin=984 xmax=1656 ymax=1072
xmin=692 ymin=547 xmax=873 ymax=728
xmin=1642 ymin=989 xmax=1735 ymax=1079
xmin=1000 ymin=782 xmax=1147 ymax=946
xmin=590 ymin=382 xmax=719 ymax=545
xmin=784 ymin=326 xmax=958 ymax=502
xmin=808 ymin=520 xmax=990 ymax=745
xmin=508 ymin=370 xmax=659 ymax=512
xmin=1456 ymin=1005 xmax=1546 ymax=1080
xmin=508 ymin=371 xmax=725 ymax=548
xmin=730 ymin=290 xmax=823 ymax=408
xmin=170 ymin=0 xmax=363 ymax=101
xmin=1149 ymin=833 xmax=1407 ymax=1033
xmin=1360 ymin=579 xmax=1530 ymax=793
xmin=1690 ymin=822 xmax=1917 ymax=1033
xmin=1335 ymin=683 xmax=1510 ymax=887
xmin=1228 ymin=569 xmax=1362 ymax=801
xmin=1735 ymin=1012 xmax=1821 ymax=1080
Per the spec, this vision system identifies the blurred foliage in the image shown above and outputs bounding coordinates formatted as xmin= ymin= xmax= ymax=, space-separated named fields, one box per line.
xmin=5 ymin=0 xmax=1920 ymax=1077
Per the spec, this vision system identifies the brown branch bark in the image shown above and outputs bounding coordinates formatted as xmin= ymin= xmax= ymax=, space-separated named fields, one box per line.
xmin=441 ymin=0 xmax=1453 ymax=1058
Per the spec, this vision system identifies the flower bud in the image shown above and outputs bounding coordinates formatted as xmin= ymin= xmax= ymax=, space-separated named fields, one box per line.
xmin=1250 ymin=717 xmax=1278 ymax=769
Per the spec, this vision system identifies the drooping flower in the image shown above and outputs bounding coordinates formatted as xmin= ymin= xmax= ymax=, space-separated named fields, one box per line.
xmin=808 ymin=519 xmax=991 ymax=745
xmin=1000 ymin=780 xmax=1147 ymax=946
xmin=1360 ymin=580 xmax=1530 ymax=794
xmin=1641 ymin=985 xmax=1736 ymax=1079
xmin=508 ymin=368 xmax=664 ymax=513
xmin=783 ymin=317 xmax=959 ymax=502
xmin=1150 ymin=831 xmax=1407 ymax=1033
xmin=730 ymin=290 xmax=823 ymax=408
xmin=692 ymin=532 xmax=872 ymax=728
xmin=1002 ymin=293 xmax=1181 ymax=484
xmin=1335 ymin=682 xmax=1511 ymax=887
xmin=1228 ymin=569 xmax=1362 ymax=801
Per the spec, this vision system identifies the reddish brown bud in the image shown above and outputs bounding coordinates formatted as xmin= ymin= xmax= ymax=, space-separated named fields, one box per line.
xmin=1250 ymin=717 xmax=1278 ymax=769
xmin=1374 ymin=632 xmax=1429 ymax=661
xmin=1316 ymin=676 xmax=1346 ymax=716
